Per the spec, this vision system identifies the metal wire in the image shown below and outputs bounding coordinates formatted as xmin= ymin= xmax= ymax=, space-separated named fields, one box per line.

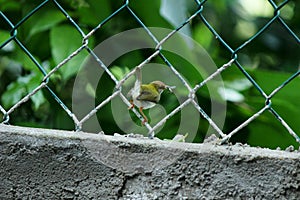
xmin=0 ymin=0 xmax=299 ymax=145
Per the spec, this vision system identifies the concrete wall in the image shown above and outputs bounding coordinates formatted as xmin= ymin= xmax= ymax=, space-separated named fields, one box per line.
xmin=0 ymin=124 xmax=300 ymax=199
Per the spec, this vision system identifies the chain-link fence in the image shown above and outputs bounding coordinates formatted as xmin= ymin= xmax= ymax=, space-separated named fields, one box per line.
xmin=0 ymin=0 xmax=299 ymax=149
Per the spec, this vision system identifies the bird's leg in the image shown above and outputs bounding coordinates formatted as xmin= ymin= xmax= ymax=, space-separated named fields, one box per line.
xmin=139 ymin=107 xmax=148 ymax=125
xmin=128 ymin=100 xmax=135 ymax=110
xmin=128 ymin=102 xmax=148 ymax=125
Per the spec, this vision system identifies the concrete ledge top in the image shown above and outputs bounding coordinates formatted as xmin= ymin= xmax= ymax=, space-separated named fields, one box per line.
xmin=0 ymin=124 xmax=299 ymax=160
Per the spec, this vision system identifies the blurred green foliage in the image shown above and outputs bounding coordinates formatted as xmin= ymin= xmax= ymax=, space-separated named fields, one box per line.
xmin=0 ymin=0 xmax=299 ymax=149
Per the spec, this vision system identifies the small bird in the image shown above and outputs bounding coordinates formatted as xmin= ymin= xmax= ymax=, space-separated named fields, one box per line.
xmin=128 ymin=67 xmax=175 ymax=125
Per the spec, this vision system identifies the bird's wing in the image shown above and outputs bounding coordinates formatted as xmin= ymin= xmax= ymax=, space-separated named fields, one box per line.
xmin=127 ymin=67 xmax=142 ymax=98
xmin=137 ymin=85 xmax=159 ymax=103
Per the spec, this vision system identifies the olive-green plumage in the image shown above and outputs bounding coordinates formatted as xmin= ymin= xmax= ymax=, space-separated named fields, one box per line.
xmin=138 ymin=81 xmax=166 ymax=103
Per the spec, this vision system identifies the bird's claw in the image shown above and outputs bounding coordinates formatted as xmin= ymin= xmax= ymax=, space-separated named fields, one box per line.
xmin=142 ymin=118 xmax=148 ymax=126
xmin=128 ymin=100 xmax=134 ymax=110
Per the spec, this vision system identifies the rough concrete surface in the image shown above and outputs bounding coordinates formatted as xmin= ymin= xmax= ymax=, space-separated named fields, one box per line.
xmin=0 ymin=124 xmax=300 ymax=199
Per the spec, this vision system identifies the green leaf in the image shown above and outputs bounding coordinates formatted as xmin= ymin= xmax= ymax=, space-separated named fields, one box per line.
xmin=110 ymin=65 xmax=130 ymax=80
xmin=50 ymin=25 xmax=88 ymax=81
xmin=29 ymin=10 xmax=66 ymax=38
xmin=0 ymin=0 xmax=20 ymax=12
xmin=12 ymin=48 xmax=42 ymax=73
xmin=193 ymin=25 xmax=214 ymax=49
xmin=130 ymin=0 xmax=170 ymax=28
xmin=77 ymin=0 xmax=111 ymax=26
xmin=86 ymin=82 xmax=96 ymax=98
xmin=26 ymin=73 xmax=45 ymax=110
xmin=1 ymin=81 xmax=26 ymax=108
xmin=1 ymin=73 xmax=45 ymax=109
xmin=30 ymin=90 xmax=45 ymax=111
xmin=0 ymin=30 xmax=12 ymax=50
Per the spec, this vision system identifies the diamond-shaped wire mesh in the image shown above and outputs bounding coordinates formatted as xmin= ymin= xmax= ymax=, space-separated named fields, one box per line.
xmin=0 ymin=0 xmax=299 ymax=148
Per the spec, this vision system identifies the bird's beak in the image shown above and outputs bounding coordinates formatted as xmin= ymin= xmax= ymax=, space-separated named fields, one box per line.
xmin=165 ymin=85 xmax=176 ymax=93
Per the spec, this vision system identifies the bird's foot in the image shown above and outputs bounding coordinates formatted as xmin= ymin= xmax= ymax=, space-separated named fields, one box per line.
xmin=128 ymin=100 xmax=134 ymax=110
xmin=141 ymin=118 xmax=147 ymax=126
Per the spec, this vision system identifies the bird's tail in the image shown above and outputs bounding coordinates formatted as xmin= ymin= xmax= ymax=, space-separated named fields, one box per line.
xmin=127 ymin=67 xmax=142 ymax=98
xmin=134 ymin=67 xmax=142 ymax=88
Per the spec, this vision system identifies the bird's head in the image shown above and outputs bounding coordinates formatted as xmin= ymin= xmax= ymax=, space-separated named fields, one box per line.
xmin=150 ymin=81 xmax=167 ymax=93
xmin=150 ymin=81 xmax=176 ymax=93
